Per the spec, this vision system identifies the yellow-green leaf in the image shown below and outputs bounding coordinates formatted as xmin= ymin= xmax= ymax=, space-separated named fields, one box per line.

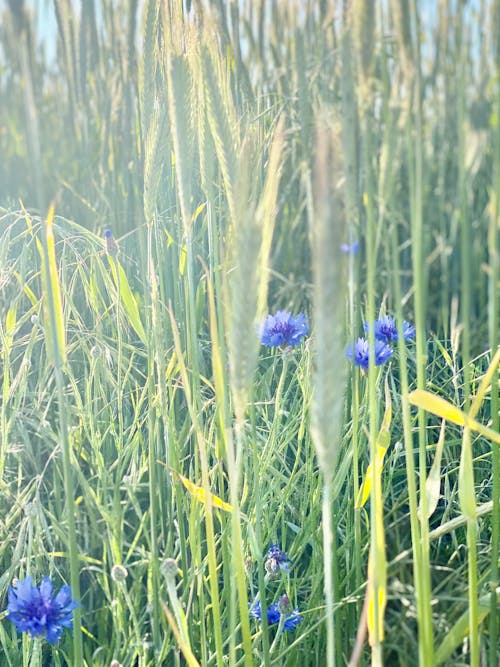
xmin=356 ymin=377 xmax=392 ymax=508
xmin=107 ymin=257 xmax=147 ymax=344
xmin=380 ymin=376 xmax=392 ymax=433
xmin=458 ymin=427 xmax=477 ymax=520
xmin=14 ymin=272 xmax=39 ymax=308
xmin=356 ymin=462 xmax=373 ymax=509
xmin=179 ymin=244 xmax=187 ymax=276
xmin=165 ymin=351 xmax=178 ymax=380
xmin=162 ymin=602 xmax=200 ymax=667
xmin=1 ymin=305 xmax=17 ymax=373
xmin=408 ymin=389 xmax=500 ymax=445
xmin=408 ymin=389 xmax=466 ymax=425
xmin=418 ymin=420 xmax=446 ymax=521
xmin=36 ymin=204 xmax=67 ymax=365
xmin=469 ymin=348 xmax=500 ymax=419
xmin=366 ymin=548 xmax=386 ymax=645
xmin=5 ymin=305 xmax=16 ymax=337
xmin=192 ymin=201 xmax=207 ymax=223
xmin=175 ymin=471 xmax=233 ymax=513
xmin=356 ymin=447 xmax=391 ymax=509
xmin=204 ymin=261 xmax=227 ymax=448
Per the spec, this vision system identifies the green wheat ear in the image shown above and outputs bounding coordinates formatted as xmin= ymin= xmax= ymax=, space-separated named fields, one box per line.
xmin=201 ymin=38 xmax=239 ymax=225
xmin=351 ymin=0 xmax=375 ymax=104
xmin=309 ymin=121 xmax=347 ymax=481
xmin=139 ymin=0 xmax=159 ymax=142
xmin=226 ymin=119 xmax=285 ymax=419
xmin=390 ymin=0 xmax=414 ymax=79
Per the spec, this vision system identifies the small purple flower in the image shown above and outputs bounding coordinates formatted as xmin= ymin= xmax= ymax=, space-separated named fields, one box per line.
xmin=265 ymin=544 xmax=291 ymax=574
xmin=340 ymin=240 xmax=360 ymax=255
xmin=345 ymin=337 xmax=393 ymax=370
xmin=259 ymin=311 xmax=308 ymax=348
xmin=250 ymin=597 xmax=303 ymax=633
xmin=364 ymin=316 xmax=415 ymax=344
xmin=7 ymin=576 xmax=78 ymax=645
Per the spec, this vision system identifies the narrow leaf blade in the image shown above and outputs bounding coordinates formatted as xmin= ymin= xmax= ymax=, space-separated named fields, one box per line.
xmin=175 ymin=471 xmax=233 ymax=513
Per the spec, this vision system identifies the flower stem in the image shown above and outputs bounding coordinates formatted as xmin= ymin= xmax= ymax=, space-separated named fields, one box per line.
xmin=29 ymin=638 xmax=42 ymax=667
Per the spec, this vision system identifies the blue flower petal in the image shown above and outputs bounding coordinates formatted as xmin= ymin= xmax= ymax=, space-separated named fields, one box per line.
xmin=250 ymin=600 xmax=281 ymax=625
xmin=283 ymin=608 xmax=303 ymax=632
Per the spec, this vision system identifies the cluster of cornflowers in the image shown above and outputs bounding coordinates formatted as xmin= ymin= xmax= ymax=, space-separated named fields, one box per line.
xmin=249 ymin=544 xmax=303 ymax=635
xmin=345 ymin=315 xmax=415 ymax=371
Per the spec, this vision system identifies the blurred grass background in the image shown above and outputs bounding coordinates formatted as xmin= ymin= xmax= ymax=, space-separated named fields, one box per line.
xmin=0 ymin=1 xmax=498 ymax=666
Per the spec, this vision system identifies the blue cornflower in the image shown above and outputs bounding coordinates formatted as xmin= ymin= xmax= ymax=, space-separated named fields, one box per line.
xmin=259 ymin=311 xmax=308 ymax=348
xmin=345 ymin=337 xmax=393 ymax=370
xmin=250 ymin=596 xmax=303 ymax=633
xmin=364 ymin=316 xmax=415 ymax=344
xmin=7 ymin=576 xmax=78 ymax=645
xmin=265 ymin=544 xmax=291 ymax=574
xmin=104 ymin=229 xmax=119 ymax=257
xmin=340 ymin=240 xmax=360 ymax=255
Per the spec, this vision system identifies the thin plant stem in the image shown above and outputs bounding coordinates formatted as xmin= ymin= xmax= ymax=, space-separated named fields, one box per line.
xmin=456 ymin=10 xmax=479 ymax=662
xmin=408 ymin=3 xmax=435 ymax=661
xmin=262 ymin=352 xmax=289 ymax=471
xmin=145 ymin=226 xmax=161 ymax=658
xmin=390 ymin=219 xmax=430 ymax=667
xmin=465 ymin=436 xmax=480 ymax=667
xmin=352 ymin=371 xmax=362 ymax=596
xmin=228 ymin=420 xmax=254 ymax=667
xmin=488 ymin=7 xmax=500 ymax=657
xmin=322 ymin=478 xmax=336 ymax=667
xmin=115 ymin=256 xmax=124 ymax=445
xmin=362 ymin=101 xmax=384 ymax=666
xmin=29 ymin=638 xmax=42 ymax=667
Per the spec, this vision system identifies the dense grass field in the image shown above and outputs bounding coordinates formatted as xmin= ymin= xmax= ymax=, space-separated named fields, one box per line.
xmin=0 ymin=1 xmax=499 ymax=665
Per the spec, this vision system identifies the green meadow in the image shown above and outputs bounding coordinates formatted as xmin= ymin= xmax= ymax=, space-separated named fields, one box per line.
xmin=0 ymin=1 xmax=498 ymax=665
